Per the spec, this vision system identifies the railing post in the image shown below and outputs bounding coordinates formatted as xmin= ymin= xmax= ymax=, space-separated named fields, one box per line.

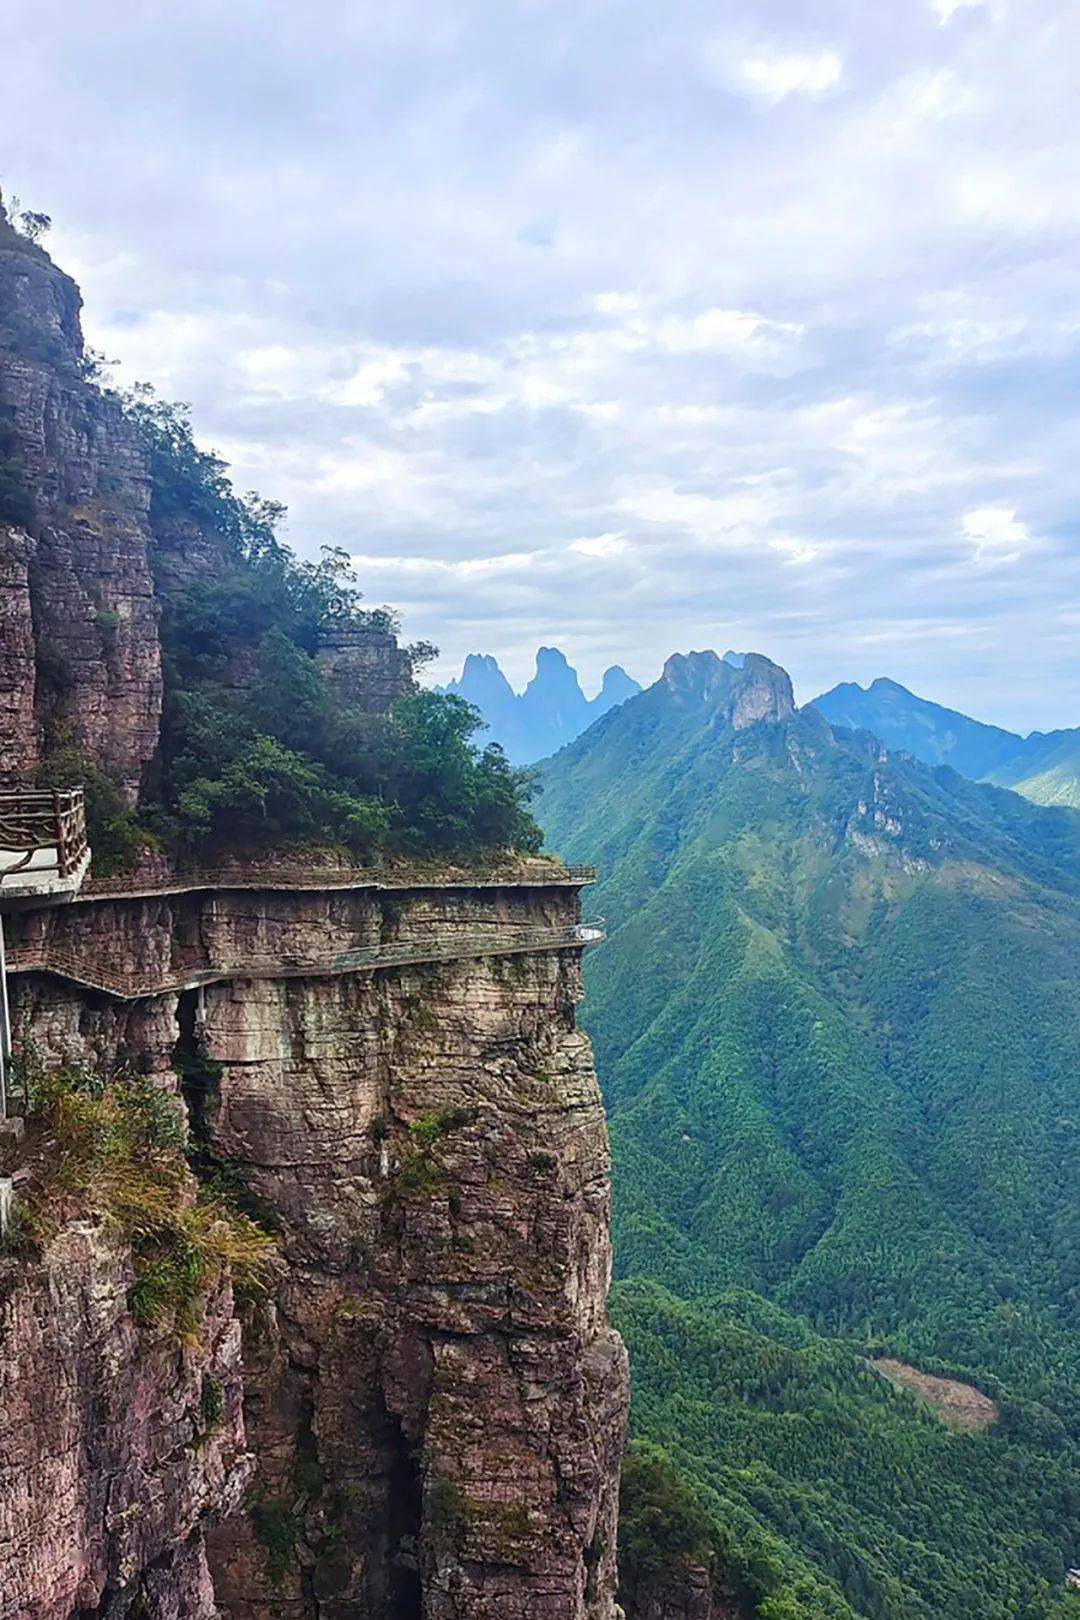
xmin=53 ymin=788 xmax=68 ymax=878
xmin=0 ymin=915 xmax=10 ymax=1121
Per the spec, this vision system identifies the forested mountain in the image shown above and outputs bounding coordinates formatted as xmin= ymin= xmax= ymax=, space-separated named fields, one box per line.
xmin=440 ymin=646 xmax=641 ymax=762
xmin=812 ymin=676 xmax=1080 ymax=808
xmin=538 ymin=650 xmax=1080 ymax=1620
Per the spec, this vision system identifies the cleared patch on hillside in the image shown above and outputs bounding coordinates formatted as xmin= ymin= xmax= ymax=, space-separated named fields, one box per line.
xmin=872 ymin=1358 xmax=999 ymax=1433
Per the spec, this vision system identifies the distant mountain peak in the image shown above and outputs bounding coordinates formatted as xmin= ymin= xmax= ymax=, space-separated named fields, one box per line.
xmin=441 ymin=646 xmax=642 ymax=763
xmin=535 ymin=645 xmax=571 ymax=669
xmin=661 ymin=649 xmax=794 ymax=728
xmin=810 ymin=675 xmax=1080 ymax=808
xmin=598 ymin=664 xmax=638 ymax=701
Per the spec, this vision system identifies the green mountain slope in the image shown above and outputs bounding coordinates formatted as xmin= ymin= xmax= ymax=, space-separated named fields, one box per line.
xmin=538 ymin=651 xmax=1080 ymax=1620
xmin=991 ymin=732 xmax=1080 ymax=809
xmin=811 ymin=677 xmax=1080 ymax=809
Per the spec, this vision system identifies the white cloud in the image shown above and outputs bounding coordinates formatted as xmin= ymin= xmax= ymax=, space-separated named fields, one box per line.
xmin=930 ymin=0 xmax=990 ymax=23
xmin=960 ymin=506 xmax=1033 ymax=563
xmin=568 ymin=533 xmax=629 ymax=559
xmin=735 ymin=48 xmax=843 ymax=104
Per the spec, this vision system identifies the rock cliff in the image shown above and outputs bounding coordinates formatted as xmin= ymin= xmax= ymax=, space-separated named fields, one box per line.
xmin=0 ymin=211 xmax=163 ymax=793
xmin=0 ymin=1218 xmax=249 ymax=1620
xmin=3 ymin=873 xmax=628 ymax=1618
xmin=0 ymin=207 xmax=627 ymax=1619
xmin=0 ymin=202 xmax=413 ymax=797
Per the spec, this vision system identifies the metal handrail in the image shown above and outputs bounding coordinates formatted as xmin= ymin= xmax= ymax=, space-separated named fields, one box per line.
xmin=5 ymin=920 xmax=606 ymax=1001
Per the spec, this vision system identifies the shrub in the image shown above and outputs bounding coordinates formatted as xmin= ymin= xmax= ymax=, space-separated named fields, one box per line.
xmin=14 ymin=1057 xmax=275 ymax=1336
xmin=33 ymin=747 xmax=151 ymax=877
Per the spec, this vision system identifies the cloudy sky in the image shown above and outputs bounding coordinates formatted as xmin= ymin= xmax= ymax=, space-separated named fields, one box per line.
xmin=3 ymin=0 xmax=1079 ymax=729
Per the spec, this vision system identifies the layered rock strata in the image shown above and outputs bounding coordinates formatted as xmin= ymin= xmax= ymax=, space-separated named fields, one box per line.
xmin=4 ymin=875 xmax=629 ymax=1620
xmin=0 ymin=224 xmax=162 ymax=794
xmin=0 ymin=1220 xmax=249 ymax=1620
xmin=0 ymin=212 xmax=416 ymax=797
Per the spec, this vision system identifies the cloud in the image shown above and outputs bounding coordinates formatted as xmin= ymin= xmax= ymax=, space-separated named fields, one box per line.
xmin=569 ymin=534 xmax=629 ymax=559
xmin=961 ymin=506 xmax=1033 ymax=563
xmin=2 ymin=0 xmax=1078 ymax=730
xmin=734 ymin=48 xmax=844 ymax=103
xmin=930 ymin=0 xmax=990 ymax=23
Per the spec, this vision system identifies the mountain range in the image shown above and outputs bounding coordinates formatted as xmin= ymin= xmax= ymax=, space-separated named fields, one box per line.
xmin=537 ymin=649 xmax=1080 ymax=1620
xmin=443 ymin=651 xmax=1080 ymax=808
xmin=440 ymin=647 xmax=641 ymax=762
xmin=810 ymin=677 xmax=1080 ymax=808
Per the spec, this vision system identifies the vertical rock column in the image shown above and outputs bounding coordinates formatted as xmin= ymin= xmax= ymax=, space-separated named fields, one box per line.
xmin=202 ymin=935 xmax=628 ymax=1620
xmin=0 ymin=527 xmax=37 ymax=781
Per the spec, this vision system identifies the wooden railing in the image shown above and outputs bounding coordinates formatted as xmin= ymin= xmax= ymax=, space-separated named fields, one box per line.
xmin=0 ymin=788 xmax=89 ymax=879
xmin=5 ymin=922 xmax=606 ymax=1001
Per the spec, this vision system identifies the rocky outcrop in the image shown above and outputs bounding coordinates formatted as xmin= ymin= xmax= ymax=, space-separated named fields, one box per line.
xmin=0 ymin=1219 xmax=249 ymax=1620
xmin=5 ymin=875 xmax=629 ymax=1619
xmin=316 ymin=625 xmax=415 ymax=713
xmin=659 ymin=650 xmax=794 ymax=729
xmin=0 ymin=217 xmax=162 ymax=796
xmin=442 ymin=650 xmax=643 ymax=765
xmin=0 ymin=211 xmax=416 ymax=804
xmin=0 ymin=211 xmax=626 ymax=1619
xmin=624 ymin=1564 xmax=749 ymax=1620
xmin=0 ymin=526 xmax=37 ymax=780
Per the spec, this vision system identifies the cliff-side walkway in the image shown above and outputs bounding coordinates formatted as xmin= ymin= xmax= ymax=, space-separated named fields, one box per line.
xmin=6 ymin=922 xmax=606 ymax=1001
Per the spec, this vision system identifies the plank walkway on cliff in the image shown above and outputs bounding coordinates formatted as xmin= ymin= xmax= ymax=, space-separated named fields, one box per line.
xmin=5 ymin=922 xmax=607 ymax=1001
xmin=77 ymin=859 xmax=597 ymax=903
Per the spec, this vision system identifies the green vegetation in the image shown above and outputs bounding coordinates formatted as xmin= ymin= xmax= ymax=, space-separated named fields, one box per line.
xmin=538 ymin=663 xmax=1080 ymax=1620
xmin=251 ymin=1495 xmax=300 ymax=1585
xmin=0 ymin=214 xmax=540 ymax=861
xmin=6 ymin=1054 xmax=275 ymax=1335
xmin=120 ymin=388 xmax=540 ymax=863
xmin=32 ymin=744 xmax=151 ymax=877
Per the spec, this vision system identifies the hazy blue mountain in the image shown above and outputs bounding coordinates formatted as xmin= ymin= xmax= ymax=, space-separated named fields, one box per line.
xmin=811 ymin=676 xmax=1080 ymax=807
xmin=441 ymin=646 xmax=642 ymax=763
xmin=538 ymin=649 xmax=1080 ymax=1620
xmin=991 ymin=729 xmax=1080 ymax=808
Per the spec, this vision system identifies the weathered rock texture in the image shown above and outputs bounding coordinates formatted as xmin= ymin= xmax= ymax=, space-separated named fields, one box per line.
xmin=0 ymin=220 xmax=162 ymax=795
xmin=317 ymin=625 xmax=415 ymax=714
xmin=5 ymin=877 xmax=629 ymax=1620
xmin=0 ymin=1219 xmax=249 ymax=1620
xmin=0 ymin=525 xmax=37 ymax=778
xmin=0 ymin=209 xmax=416 ymax=799
xmin=0 ymin=210 xmax=626 ymax=1620
xmin=624 ymin=1565 xmax=749 ymax=1620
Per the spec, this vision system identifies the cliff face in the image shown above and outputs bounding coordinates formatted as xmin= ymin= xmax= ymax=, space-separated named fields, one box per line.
xmin=0 ymin=213 xmax=414 ymax=797
xmin=1 ymin=214 xmax=627 ymax=1620
xmin=0 ymin=223 xmax=162 ymax=793
xmin=0 ymin=1220 xmax=249 ymax=1620
xmin=5 ymin=876 xmax=628 ymax=1619
xmin=624 ymin=1567 xmax=750 ymax=1620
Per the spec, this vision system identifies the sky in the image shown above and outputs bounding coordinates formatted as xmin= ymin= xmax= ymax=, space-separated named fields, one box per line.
xmin=2 ymin=0 xmax=1079 ymax=731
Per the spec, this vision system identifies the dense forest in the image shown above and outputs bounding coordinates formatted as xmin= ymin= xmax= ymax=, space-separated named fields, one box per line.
xmin=539 ymin=651 xmax=1080 ymax=1620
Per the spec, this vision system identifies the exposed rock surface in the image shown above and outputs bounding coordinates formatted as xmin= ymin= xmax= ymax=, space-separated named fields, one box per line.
xmin=5 ymin=878 xmax=629 ymax=1620
xmin=317 ymin=625 xmax=415 ymax=713
xmin=625 ymin=1564 xmax=749 ymax=1620
xmin=0 ymin=525 xmax=37 ymax=780
xmin=0 ymin=212 xmax=625 ymax=1620
xmin=0 ymin=218 xmax=162 ymax=796
xmin=0 ymin=1219 xmax=249 ymax=1620
xmin=659 ymin=650 xmax=794 ymax=729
